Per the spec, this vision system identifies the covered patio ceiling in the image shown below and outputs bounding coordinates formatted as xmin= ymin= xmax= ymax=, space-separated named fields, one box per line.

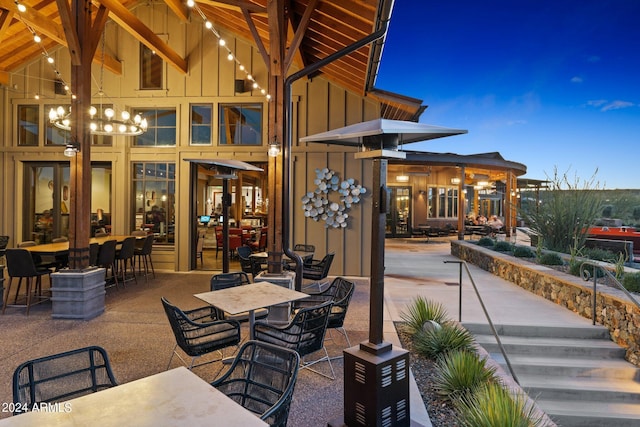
xmin=0 ymin=0 xmax=423 ymax=120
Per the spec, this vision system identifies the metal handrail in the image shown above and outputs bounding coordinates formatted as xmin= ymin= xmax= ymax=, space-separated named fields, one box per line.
xmin=444 ymin=260 xmax=520 ymax=385
xmin=579 ymin=260 xmax=640 ymax=325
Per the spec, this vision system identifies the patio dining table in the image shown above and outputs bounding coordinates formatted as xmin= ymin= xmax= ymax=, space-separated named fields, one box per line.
xmin=0 ymin=367 xmax=267 ymax=426
xmin=194 ymin=281 xmax=308 ymax=339
xmin=22 ymin=235 xmax=142 ymax=257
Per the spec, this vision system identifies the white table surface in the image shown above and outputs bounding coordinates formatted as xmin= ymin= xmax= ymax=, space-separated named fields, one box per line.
xmin=194 ymin=280 xmax=308 ymax=315
xmin=0 ymin=367 xmax=267 ymax=427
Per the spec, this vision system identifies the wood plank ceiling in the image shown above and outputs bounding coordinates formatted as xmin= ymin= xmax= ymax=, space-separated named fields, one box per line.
xmin=0 ymin=0 xmax=423 ymax=120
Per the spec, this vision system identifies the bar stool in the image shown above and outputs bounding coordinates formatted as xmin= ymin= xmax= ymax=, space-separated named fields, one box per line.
xmin=115 ymin=237 xmax=137 ymax=286
xmin=134 ymin=235 xmax=155 ymax=282
xmin=96 ymin=240 xmax=118 ymax=288
xmin=3 ymin=248 xmax=52 ymax=315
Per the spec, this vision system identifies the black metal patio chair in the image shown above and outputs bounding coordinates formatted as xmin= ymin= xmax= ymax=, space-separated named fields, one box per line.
xmin=211 ymin=340 xmax=300 ymax=427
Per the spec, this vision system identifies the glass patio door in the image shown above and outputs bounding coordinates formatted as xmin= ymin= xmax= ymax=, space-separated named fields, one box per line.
xmin=385 ymin=186 xmax=412 ymax=238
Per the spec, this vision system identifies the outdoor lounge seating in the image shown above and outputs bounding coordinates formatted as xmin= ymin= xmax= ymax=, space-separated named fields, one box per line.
xmin=253 ymin=300 xmax=335 ymax=379
xmin=302 ymin=252 xmax=335 ymax=288
xmin=237 ymin=245 xmax=264 ymax=279
xmin=161 ymin=297 xmax=241 ymax=370
xmin=12 ymin=345 xmax=118 ymax=414
xmin=211 ymin=340 xmax=300 ymax=427
xmin=293 ymin=277 xmax=355 ymax=354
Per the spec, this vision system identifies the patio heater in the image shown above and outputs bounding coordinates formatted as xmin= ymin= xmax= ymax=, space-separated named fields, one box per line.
xmin=301 ymin=119 xmax=466 ymax=426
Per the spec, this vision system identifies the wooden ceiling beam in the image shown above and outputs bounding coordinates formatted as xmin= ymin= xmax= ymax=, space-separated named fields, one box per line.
xmin=55 ymin=0 xmax=81 ymax=65
xmin=199 ymin=0 xmax=267 ymax=16
xmin=283 ymin=0 xmax=317 ymax=74
xmin=0 ymin=69 xmax=8 ymax=85
xmin=0 ymin=8 xmax=12 ymax=40
xmin=241 ymin=8 xmax=268 ymax=67
xmin=267 ymin=0 xmax=285 ymax=76
xmin=98 ymin=0 xmax=188 ymax=74
xmin=164 ymin=0 xmax=189 ymax=22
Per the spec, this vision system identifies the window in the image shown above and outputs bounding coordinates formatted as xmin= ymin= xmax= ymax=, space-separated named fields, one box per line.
xmin=140 ymin=44 xmax=163 ymax=89
xmin=190 ymin=104 xmax=212 ymax=145
xmin=18 ymin=105 xmax=38 ymax=146
xmin=24 ymin=162 xmax=112 ymax=243
xmin=219 ymin=104 xmax=262 ymax=145
xmin=133 ymin=109 xmax=176 ymax=146
xmin=133 ymin=162 xmax=175 ymax=245
xmin=430 ymin=186 xmax=458 ymax=218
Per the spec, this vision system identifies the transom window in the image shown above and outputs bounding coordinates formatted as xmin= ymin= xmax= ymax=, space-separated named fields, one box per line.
xmin=190 ymin=104 xmax=212 ymax=145
xmin=133 ymin=109 xmax=176 ymax=147
xmin=218 ymin=104 xmax=262 ymax=145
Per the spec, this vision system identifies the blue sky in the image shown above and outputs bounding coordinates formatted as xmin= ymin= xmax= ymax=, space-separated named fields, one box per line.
xmin=375 ymin=1 xmax=640 ymax=189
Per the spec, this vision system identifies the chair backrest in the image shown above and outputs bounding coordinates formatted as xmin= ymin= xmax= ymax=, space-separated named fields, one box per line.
xmin=293 ymin=244 xmax=315 ymax=253
xmin=236 ymin=245 xmax=252 ymax=259
xmin=0 ymin=235 xmax=9 ymax=250
xmin=12 ymin=346 xmax=118 ymax=414
xmin=5 ymin=248 xmax=39 ymax=277
xmin=211 ymin=340 xmax=300 ymax=427
xmin=97 ymin=240 xmax=117 ymax=267
xmin=94 ymin=232 xmax=108 ymax=238
xmin=17 ymin=241 xmax=37 ymax=248
xmin=117 ymin=237 xmax=136 ymax=259
xmin=89 ymin=243 xmax=100 ymax=266
xmin=326 ymin=277 xmax=356 ymax=328
xmin=139 ymin=234 xmax=154 ymax=255
xmin=131 ymin=230 xmax=147 ymax=237
xmin=254 ymin=301 xmax=333 ymax=358
xmin=52 ymin=237 xmax=69 ymax=243
xmin=210 ymin=272 xmax=250 ymax=291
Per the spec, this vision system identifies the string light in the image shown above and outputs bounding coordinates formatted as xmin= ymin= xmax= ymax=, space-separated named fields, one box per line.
xmin=187 ymin=2 xmax=270 ymax=100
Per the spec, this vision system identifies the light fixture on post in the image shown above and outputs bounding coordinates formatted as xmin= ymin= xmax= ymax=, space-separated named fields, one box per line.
xmin=63 ymin=142 xmax=79 ymax=157
xmin=268 ymin=139 xmax=281 ymax=157
xmin=48 ymin=30 xmax=148 ymax=138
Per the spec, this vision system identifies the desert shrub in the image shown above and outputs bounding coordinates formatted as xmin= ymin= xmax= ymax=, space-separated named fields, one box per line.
xmin=513 ymin=246 xmax=535 ymax=258
xmin=433 ymin=350 xmax=498 ymax=401
xmin=522 ymin=168 xmax=603 ymax=253
xmin=400 ymin=297 xmax=449 ymax=336
xmin=455 ymin=382 xmax=546 ymax=427
xmin=477 ymin=237 xmax=495 ymax=247
xmin=581 ymin=247 xmax=618 ymax=263
xmin=413 ymin=322 xmax=475 ymax=359
xmin=493 ymin=241 xmax=513 ymax=252
xmin=569 ymin=260 xmax=605 ymax=279
xmin=538 ymin=252 xmax=563 ymax=266
xmin=623 ymin=272 xmax=640 ymax=293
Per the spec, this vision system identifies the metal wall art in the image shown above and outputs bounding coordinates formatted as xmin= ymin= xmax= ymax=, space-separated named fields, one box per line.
xmin=301 ymin=168 xmax=366 ymax=228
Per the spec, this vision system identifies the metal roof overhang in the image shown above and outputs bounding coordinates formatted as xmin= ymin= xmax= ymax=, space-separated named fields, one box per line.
xmin=299 ymin=118 xmax=468 ymax=159
xmin=184 ymin=158 xmax=263 ymax=179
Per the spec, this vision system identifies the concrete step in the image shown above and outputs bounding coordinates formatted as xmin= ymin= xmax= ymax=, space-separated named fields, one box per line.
xmin=463 ymin=322 xmax=611 ymax=340
xmin=537 ymin=400 xmax=640 ymax=427
xmin=475 ymin=334 xmax=627 ymax=359
xmin=519 ymin=374 xmax=640 ymax=404
xmin=465 ymin=323 xmax=640 ymax=426
xmin=490 ymin=353 xmax=640 ymax=380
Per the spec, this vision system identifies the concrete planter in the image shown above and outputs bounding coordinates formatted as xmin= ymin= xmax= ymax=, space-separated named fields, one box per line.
xmin=451 ymin=240 xmax=640 ymax=366
xmin=50 ymin=268 xmax=106 ymax=320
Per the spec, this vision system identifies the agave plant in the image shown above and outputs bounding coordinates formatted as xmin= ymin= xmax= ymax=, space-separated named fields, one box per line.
xmin=433 ymin=350 xmax=498 ymax=401
xmin=413 ymin=322 xmax=475 ymax=359
xmin=399 ymin=296 xmax=449 ymax=336
xmin=455 ymin=382 xmax=546 ymax=427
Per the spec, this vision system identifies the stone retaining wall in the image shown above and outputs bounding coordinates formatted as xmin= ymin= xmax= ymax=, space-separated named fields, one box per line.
xmin=451 ymin=240 xmax=640 ymax=366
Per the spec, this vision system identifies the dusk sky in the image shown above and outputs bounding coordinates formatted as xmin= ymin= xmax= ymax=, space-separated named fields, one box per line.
xmin=375 ymin=1 xmax=640 ymax=189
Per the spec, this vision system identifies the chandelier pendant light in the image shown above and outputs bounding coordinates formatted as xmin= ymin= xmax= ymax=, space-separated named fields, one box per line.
xmin=49 ymin=29 xmax=147 ymax=139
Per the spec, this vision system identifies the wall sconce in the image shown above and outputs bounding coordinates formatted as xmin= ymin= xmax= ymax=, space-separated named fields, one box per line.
xmin=268 ymin=140 xmax=281 ymax=157
xmin=63 ymin=142 xmax=79 ymax=157
xmin=451 ymin=177 xmax=461 ymax=185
